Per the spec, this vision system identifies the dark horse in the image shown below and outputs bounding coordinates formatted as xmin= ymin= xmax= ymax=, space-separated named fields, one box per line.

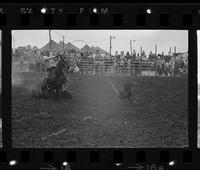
xmin=41 ymin=56 xmax=70 ymax=99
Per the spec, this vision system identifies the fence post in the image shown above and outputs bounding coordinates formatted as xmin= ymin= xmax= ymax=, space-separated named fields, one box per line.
xmin=134 ymin=60 xmax=138 ymax=76
xmin=140 ymin=46 xmax=142 ymax=76
xmin=102 ymin=59 xmax=104 ymax=75
xmin=93 ymin=58 xmax=95 ymax=74
xmin=130 ymin=59 xmax=133 ymax=76
xmin=155 ymin=45 xmax=157 ymax=77
xmin=155 ymin=57 xmax=157 ymax=77
xmin=139 ymin=56 xmax=142 ymax=76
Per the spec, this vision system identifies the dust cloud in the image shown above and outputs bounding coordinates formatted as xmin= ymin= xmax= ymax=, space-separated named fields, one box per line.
xmin=12 ymin=67 xmax=43 ymax=97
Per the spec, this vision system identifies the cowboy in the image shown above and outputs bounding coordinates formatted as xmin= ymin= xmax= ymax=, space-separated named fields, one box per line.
xmin=56 ymin=53 xmax=71 ymax=86
xmin=42 ymin=52 xmax=57 ymax=77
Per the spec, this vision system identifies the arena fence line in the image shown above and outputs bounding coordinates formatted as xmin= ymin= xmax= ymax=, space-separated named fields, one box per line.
xmin=12 ymin=58 xmax=187 ymax=77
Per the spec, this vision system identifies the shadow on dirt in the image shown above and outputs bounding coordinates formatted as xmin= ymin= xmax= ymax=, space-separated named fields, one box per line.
xmin=31 ymin=89 xmax=72 ymax=100
xmin=12 ymin=86 xmax=72 ymax=100
xmin=61 ymin=90 xmax=73 ymax=99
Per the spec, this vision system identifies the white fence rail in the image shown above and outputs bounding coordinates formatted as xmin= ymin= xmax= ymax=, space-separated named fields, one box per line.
xmin=12 ymin=58 xmax=187 ymax=77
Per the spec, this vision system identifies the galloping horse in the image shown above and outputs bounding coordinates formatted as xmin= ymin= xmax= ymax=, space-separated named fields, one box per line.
xmin=41 ymin=55 xmax=71 ymax=99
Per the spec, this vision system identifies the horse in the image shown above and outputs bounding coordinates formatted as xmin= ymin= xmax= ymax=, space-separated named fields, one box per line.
xmin=40 ymin=66 xmax=57 ymax=97
xmin=119 ymin=82 xmax=134 ymax=104
xmin=41 ymin=57 xmax=71 ymax=99
xmin=41 ymin=77 xmax=51 ymax=97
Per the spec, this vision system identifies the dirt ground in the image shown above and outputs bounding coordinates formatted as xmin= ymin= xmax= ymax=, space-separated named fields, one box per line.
xmin=198 ymin=103 xmax=200 ymax=148
xmin=0 ymin=57 xmax=1 ymax=147
xmin=198 ymin=85 xmax=200 ymax=148
xmin=12 ymin=72 xmax=188 ymax=148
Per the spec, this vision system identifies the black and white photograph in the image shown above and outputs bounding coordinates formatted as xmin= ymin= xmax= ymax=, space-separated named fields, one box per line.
xmin=12 ymin=30 xmax=188 ymax=148
xmin=0 ymin=31 xmax=2 ymax=147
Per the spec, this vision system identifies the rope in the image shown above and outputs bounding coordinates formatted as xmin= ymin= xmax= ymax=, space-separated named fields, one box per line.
xmin=107 ymin=77 xmax=119 ymax=96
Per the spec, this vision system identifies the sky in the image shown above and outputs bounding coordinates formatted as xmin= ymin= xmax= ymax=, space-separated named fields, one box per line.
xmin=12 ymin=30 xmax=188 ymax=55
xmin=198 ymin=31 xmax=200 ymax=84
xmin=0 ymin=31 xmax=1 ymax=73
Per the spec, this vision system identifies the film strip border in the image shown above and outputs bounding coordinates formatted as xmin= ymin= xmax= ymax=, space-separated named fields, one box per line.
xmin=0 ymin=149 xmax=199 ymax=168
xmin=0 ymin=3 xmax=199 ymax=170
xmin=0 ymin=4 xmax=199 ymax=28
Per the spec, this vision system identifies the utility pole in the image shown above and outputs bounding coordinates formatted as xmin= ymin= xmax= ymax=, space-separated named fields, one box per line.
xmin=155 ymin=45 xmax=158 ymax=77
xmin=62 ymin=36 xmax=65 ymax=52
xmin=110 ymin=35 xmax=115 ymax=58
xmin=155 ymin=45 xmax=157 ymax=56
xmin=110 ymin=36 xmax=111 ymax=57
xmin=139 ymin=46 xmax=142 ymax=75
xmin=130 ymin=40 xmax=132 ymax=56
xmin=49 ymin=30 xmax=52 ymax=54
xmin=174 ymin=46 xmax=176 ymax=59
xmin=132 ymin=40 xmax=135 ymax=55
xmin=174 ymin=46 xmax=176 ymax=56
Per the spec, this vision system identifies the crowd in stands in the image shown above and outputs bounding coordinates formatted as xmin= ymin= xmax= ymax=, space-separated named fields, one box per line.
xmin=12 ymin=46 xmax=188 ymax=76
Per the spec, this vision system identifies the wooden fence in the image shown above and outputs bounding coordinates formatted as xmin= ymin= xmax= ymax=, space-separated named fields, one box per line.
xmin=12 ymin=58 xmax=157 ymax=76
xmin=77 ymin=59 xmax=156 ymax=76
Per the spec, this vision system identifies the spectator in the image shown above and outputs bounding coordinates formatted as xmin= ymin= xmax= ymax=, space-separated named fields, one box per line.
xmin=132 ymin=50 xmax=136 ymax=59
xmin=125 ymin=51 xmax=131 ymax=60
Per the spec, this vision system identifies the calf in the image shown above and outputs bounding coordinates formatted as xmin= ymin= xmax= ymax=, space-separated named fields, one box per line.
xmin=119 ymin=82 xmax=134 ymax=104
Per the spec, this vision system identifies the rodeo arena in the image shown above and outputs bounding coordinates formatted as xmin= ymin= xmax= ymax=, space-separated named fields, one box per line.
xmin=12 ymin=40 xmax=188 ymax=79
xmin=12 ymin=33 xmax=188 ymax=148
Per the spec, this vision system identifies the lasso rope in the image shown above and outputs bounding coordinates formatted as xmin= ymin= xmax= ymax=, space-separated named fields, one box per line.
xmin=107 ymin=77 xmax=119 ymax=96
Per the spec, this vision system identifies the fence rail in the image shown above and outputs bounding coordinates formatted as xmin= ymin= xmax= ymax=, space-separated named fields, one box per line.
xmin=12 ymin=58 xmax=187 ymax=77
